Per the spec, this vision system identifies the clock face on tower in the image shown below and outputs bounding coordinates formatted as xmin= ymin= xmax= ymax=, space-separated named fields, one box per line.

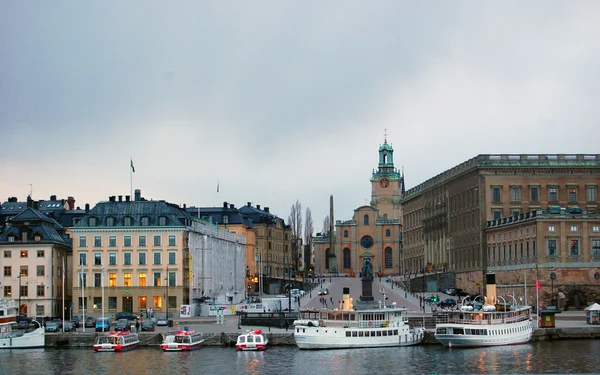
xmin=360 ymin=235 xmax=374 ymax=249
xmin=380 ymin=177 xmax=390 ymax=188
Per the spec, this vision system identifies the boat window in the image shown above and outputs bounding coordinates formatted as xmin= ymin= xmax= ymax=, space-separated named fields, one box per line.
xmin=239 ymin=336 xmax=246 ymax=343
xmin=346 ymin=331 xmax=351 ymax=337
xmin=454 ymin=328 xmax=464 ymax=335
xmin=436 ymin=328 xmax=447 ymax=334
xmin=382 ymin=331 xmax=388 ymax=336
xmin=359 ymin=331 xmax=364 ymax=337
xmin=352 ymin=331 xmax=358 ymax=337
xmin=393 ymin=330 xmax=398 ymax=335
xmin=370 ymin=331 xmax=375 ymax=337
xmin=247 ymin=336 xmax=254 ymax=343
xmin=255 ymin=336 xmax=262 ymax=343
xmin=376 ymin=331 xmax=381 ymax=336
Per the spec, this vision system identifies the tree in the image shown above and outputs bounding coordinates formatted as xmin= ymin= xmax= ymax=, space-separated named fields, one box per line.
xmin=322 ymin=215 xmax=330 ymax=236
xmin=288 ymin=200 xmax=303 ymax=276
xmin=304 ymin=207 xmax=314 ymax=274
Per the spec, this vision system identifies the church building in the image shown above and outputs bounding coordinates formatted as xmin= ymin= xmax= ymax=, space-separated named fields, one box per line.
xmin=313 ymin=136 xmax=404 ymax=277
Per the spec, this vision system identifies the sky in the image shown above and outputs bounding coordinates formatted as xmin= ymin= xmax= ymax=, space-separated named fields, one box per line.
xmin=1 ymin=1 xmax=599 ymax=235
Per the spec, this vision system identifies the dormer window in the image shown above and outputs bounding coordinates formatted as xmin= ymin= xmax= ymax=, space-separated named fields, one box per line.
xmin=106 ymin=217 xmax=115 ymax=226
xmin=124 ymin=216 xmax=133 ymax=226
xmin=141 ymin=217 xmax=150 ymax=226
xmin=8 ymin=236 xmax=15 ymax=243
xmin=89 ymin=217 xmax=97 ymax=226
xmin=159 ymin=216 xmax=167 ymax=226
xmin=34 ymin=235 xmax=41 ymax=242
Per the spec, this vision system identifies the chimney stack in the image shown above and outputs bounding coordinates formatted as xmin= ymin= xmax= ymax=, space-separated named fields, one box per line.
xmin=264 ymin=207 xmax=269 ymax=213
xmin=223 ymin=202 xmax=228 ymax=208
xmin=67 ymin=196 xmax=75 ymax=210
xmin=257 ymin=205 xmax=261 ymax=210
xmin=125 ymin=195 xmax=130 ymax=202
xmin=33 ymin=201 xmax=40 ymax=210
xmin=85 ymin=203 xmax=90 ymax=213
xmin=134 ymin=189 xmax=141 ymax=201
xmin=27 ymin=195 xmax=33 ymax=208
xmin=109 ymin=196 xmax=116 ymax=202
xmin=50 ymin=195 xmax=57 ymax=201
xmin=118 ymin=195 xmax=123 ymax=202
xmin=8 ymin=197 xmax=18 ymax=203
xmin=247 ymin=202 xmax=251 ymax=207
xmin=229 ymin=204 xmax=235 ymax=209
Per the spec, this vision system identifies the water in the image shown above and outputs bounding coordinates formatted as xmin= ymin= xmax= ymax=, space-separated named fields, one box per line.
xmin=1 ymin=341 xmax=598 ymax=375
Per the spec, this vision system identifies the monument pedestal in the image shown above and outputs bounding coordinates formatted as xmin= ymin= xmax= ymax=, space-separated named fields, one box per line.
xmin=355 ymin=276 xmax=378 ymax=310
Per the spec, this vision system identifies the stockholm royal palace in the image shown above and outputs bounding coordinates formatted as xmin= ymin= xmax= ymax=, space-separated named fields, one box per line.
xmin=1 ymin=138 xmax=599 ymax=319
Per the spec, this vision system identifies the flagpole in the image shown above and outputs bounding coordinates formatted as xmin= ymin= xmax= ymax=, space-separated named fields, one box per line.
xmin=81 ymin=263 xmax=85 ymax=333
xmin=130 ymin=157 xmax=133 ymax=199
xmin=62 ymin=257 xmax=65 ymax=333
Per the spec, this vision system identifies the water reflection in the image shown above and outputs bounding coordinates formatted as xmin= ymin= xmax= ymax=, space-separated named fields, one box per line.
xmin=0 ymin=341 xmax=599 ymax=375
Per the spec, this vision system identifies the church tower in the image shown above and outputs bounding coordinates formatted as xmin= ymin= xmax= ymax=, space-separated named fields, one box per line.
xmin=370 ymin=132 xmax=403 ymax=222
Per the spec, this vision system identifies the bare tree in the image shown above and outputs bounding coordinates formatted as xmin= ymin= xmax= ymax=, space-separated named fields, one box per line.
xmin=288 ymin=200 xmax=303 ymax=276
xmin=304 ymin=207 xmax=314 ymax=274
xmin=322 ymin=215 xmax=330 ymax=236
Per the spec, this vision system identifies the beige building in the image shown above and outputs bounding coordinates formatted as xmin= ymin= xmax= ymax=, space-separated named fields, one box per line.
xmin=401 ymin=153 xmax=600 ymax=293
xmin=0 ymin=207 xmax=71 ymax=318
xmin=486 ymin=209 xmax=600 ymax=308
xmin=314 ymin=137 xmax=404 ymax=277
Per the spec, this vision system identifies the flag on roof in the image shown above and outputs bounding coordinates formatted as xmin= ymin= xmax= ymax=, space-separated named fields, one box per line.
xmin=130 ymin=158 xmax=135 ymax=173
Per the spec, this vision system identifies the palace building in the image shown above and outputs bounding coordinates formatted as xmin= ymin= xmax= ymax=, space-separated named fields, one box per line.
xmin=313 ymin=137 xmax=405 ymax=277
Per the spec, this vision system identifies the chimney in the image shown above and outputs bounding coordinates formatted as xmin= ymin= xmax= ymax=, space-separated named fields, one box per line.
xmin=223 ymin=202 xmax=228 ymax=208
xmin=27 ymin=195 xmax=33 ymax=208
xmin=134 ymin=189 xmax=141 ymax=201
xmin=257 ymin=205 xmax=260 ymax=210
xmin=229 ymin=204 xmax=234 ymax=209
xmin=125 ymin=195 xmax=130 ymax=202
xmin=50 ymin=195 xmax=57 ymax=201
xmin=8 ymin=197 xmax=18 ymax=203
xmin=183 ymin=203 xmax=186 ymax=209
xmin=33 ymin=201 xmax=40 ymax=210
xmin=109 ymin=196 xmax=115 ymax=202
xmin=67 ymin=196 xmax=75 ymax=210
xmin=118 ymin=195 xmax=123 ymax=202
xmin=85 ymin=203 xmax=90 ymax=212
xmin=247 ymin=202 xmax=251 ymax=207
xmin=264 ymin=207 xmax=269 ymax=213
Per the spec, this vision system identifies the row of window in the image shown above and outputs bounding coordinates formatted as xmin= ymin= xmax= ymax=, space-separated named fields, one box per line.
xmin=3 ymin=285 xmax=45 ymax=298
xmin=77 ymin=295 xmax=176 ymax=310
xmin=343 ymin=229 xmax=393 ymax=238
xmin=78 ymin=251 xmax=177 ymax=267
xmin=488 ymin=239 xmax=600 ymax=259
xmin=3 ymin=250 xmax=45 ymax=258
xmin=490 ymin=225 xmax=599 ymax=242
xmin=341 ymin=248 xmax=394 ymax=269
xmin=3 ymin=265 xmax=45 ymax=277
xmin=79 ymin=271 xmax=176 ymax=288
xmin=492 ymin=185 xmax=597 ymax=204
xmin=87 ymin=215 xmax=172 ymax=227
xmin=78 ymin=234 xmax=177 ymax=248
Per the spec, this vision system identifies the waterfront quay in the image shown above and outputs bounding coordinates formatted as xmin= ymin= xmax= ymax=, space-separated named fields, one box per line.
xmin=43 ymin=308 xmax=600 ymax=348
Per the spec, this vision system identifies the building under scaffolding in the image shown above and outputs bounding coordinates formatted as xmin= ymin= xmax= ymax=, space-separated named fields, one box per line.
xmin=188 ymin=220 xmax=246 ymax=306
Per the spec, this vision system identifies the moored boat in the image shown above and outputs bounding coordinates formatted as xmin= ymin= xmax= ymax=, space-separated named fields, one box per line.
xmin=293 ymin=287 xmax=425 ymax=350
xmin=235 ymin=329 xmax=268 ymax=351
xmin=93 ymin=330 xmax=140 ymax=352
xmin=161 ymin=330 xmax=205 ymax=351
xmin=0 ymin=299 xmax=45 ymax=349
xmin=434 ymin=273 xmax=534 ymax=348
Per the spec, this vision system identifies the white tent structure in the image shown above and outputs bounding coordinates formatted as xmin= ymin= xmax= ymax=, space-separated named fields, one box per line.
xmin=584 ymin=302 xmax=600 ymax=324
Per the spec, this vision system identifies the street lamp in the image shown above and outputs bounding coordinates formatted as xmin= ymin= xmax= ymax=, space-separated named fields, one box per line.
xmin=165 ymin=267 xmax=169 ymax=321
xmin=550 ymin=268 xmax=557 ymax=306
xmin=17 ymin=274 xmax=23 ymax=317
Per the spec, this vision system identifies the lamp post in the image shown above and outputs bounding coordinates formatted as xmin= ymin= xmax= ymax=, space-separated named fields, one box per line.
xmin=550 ymin=268 xmax=556 ymax=306
xmin=17 ymin=274 xmax=22 ymax=317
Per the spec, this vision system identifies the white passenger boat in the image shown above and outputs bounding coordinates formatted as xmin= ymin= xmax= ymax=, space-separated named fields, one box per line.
xmin=235 ymin=329 xmax=268 ymax=351
xmin=293 ymin=287 xmax=425 ymax=350
xmin=0 ymin=299 xmax=45 ymax=349
xmin=161 ymin=330 xmax=205 ymax=351
xmin=93 ymin=330 xmax=140 ymax=352
xmin=434 ymin=273 xmax=534 ymax=348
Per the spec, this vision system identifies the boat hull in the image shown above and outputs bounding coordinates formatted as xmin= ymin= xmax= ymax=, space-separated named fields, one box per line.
xmin=235 ymin=344 xmax=267 ymax=351
xmin=435 ymin=320 xmax=534 ymax=348
xmin=294 ymin=327 xmax=425 ymax=350
xmin=93 ymin=343 xmax=139 ymax=352
xmin=161 ymin=341 xmax=204 ymax=351
xmin=0 ymin=328 xmax=45 ymax=349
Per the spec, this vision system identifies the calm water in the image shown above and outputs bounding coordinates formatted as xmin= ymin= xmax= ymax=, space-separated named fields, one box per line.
xmin=1 ymin=341 xmax=599 ymax=374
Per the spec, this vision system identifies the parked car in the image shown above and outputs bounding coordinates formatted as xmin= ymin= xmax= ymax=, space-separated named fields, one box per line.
xmin=141 ymin=321 xmax=156 ymax=332
xmin=438 ymin=298 xmax=458 ymax=309
xmin=45 ymin=322 xmax=60 ymax=333
xmin=51 ymin=319 xmax=64 ymax=329
xmin=115 ymin=319 xmax=130 ymax=332
xmin=71 ymin=315 xmax=81 ymax=328
xmin=63 ymin=322 xmax=76 ymax=332
xmin=115 ymin=312 xmax=138 ymax=321
xmin=85 ymin=316 xmax=96 ymax=328
xmin=156 ymin=316 xmax=168 ymax=326
xmin=96 ymin=317 xmax=112 ymax=332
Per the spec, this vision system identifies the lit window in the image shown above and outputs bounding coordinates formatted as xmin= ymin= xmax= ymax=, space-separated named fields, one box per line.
xmin=124 ymin=273 xmax=131 ymax=287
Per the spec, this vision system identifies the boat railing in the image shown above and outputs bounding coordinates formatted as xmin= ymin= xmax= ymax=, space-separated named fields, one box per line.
xmin=318 ymin=318 xmax=401 ymax=329
xmin=436 ymin=311 xmax=531 ymax=326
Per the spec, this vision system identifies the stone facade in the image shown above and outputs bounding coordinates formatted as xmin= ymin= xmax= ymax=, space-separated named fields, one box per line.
xmin=401 ymin=154 xmax=600 ymax=289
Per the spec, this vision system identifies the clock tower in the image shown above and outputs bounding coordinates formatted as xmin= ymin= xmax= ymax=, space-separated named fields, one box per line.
xmin=370 ymin=133 xmax=403 ymax=223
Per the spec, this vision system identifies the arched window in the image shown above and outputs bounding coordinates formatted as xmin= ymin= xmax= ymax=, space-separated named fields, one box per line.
xmin=343 ymin=248 xmax=351 ymax=269
xmin=385 ymin=229 xmax=391 ymax=237
xmin=363 ymin=214 xmax=369 ymax=225
xmin=343 ymin=230 xmax=348 ymax=238
xmin=384 ymin=247 xmax=393 ymax=269
xmin=325 ymin=248 xmax=330 ymax=270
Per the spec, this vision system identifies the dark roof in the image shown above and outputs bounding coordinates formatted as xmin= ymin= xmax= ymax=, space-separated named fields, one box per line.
xmin=75 ymin=200 xmax=190 ymax=227
xmin=0 ymin=208 xmax=72 ymax=248
xmin=188 ymin=206 xmax=254 ymax=228
xmin=239 ymin=205 xmax=283 ymax=226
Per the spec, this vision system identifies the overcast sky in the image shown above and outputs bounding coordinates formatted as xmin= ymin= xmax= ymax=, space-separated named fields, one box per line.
xmin=1 ymin=1 xmax=599 ymax=234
